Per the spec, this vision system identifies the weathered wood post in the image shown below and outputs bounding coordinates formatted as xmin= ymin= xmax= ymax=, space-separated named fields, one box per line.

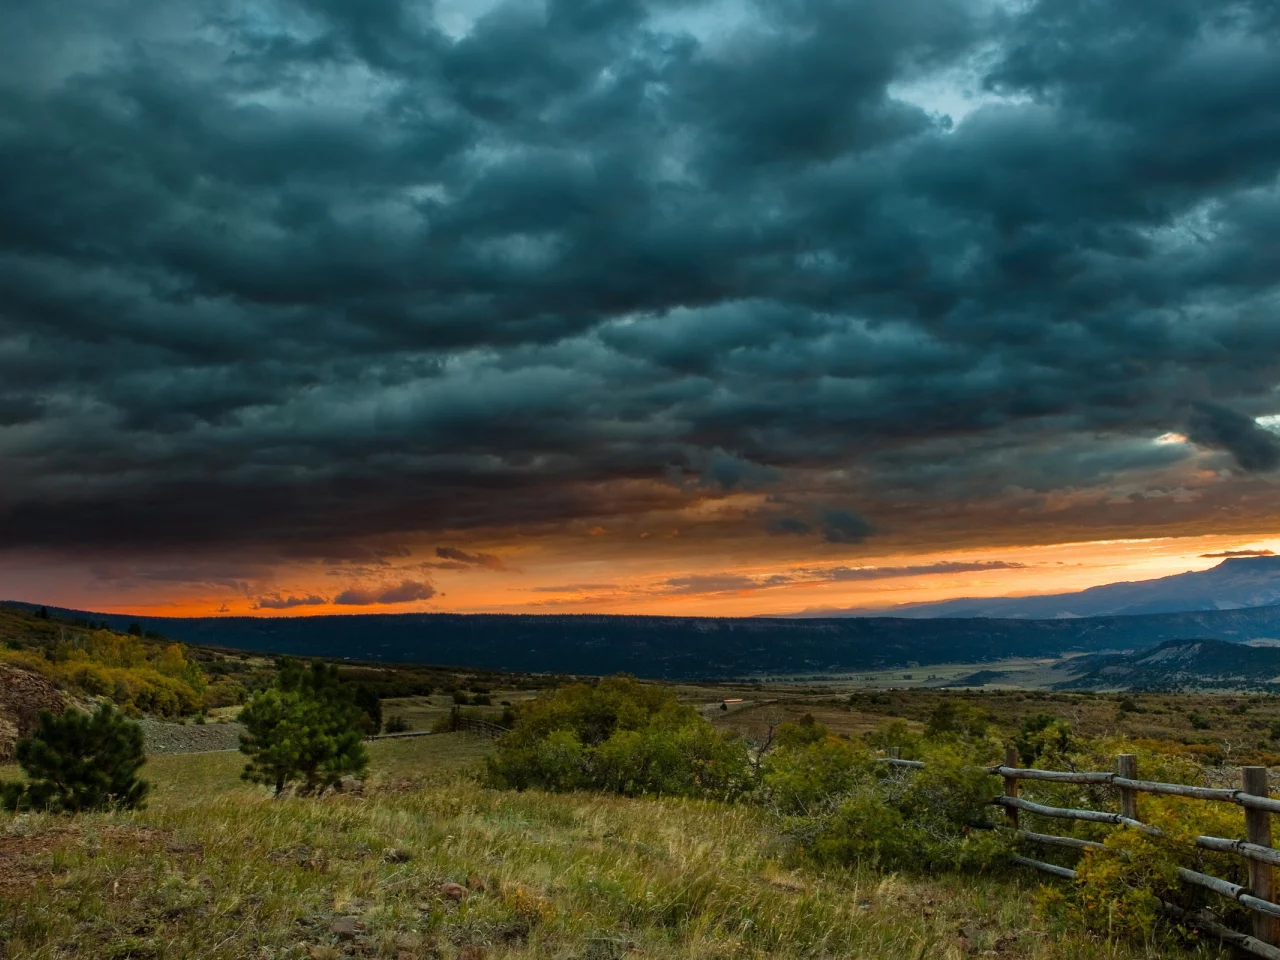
xmin=1244 ymin=766 xmax=1277 ymax=946
xmin=889 ymin=747 xmax=900 ymax=760
xmin=1116 ymin=754 xmax=1139 ymax=821
xmin=1003 ymin=746 xmax=1020 ymax=828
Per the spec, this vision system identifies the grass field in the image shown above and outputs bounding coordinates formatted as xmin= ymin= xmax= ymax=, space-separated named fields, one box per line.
xmin=0 ymin=731 xmax=1231 ymax=959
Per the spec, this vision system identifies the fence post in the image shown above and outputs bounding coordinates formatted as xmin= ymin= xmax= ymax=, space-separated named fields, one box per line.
xmin=1003 ymin=746 xmax=1020 ymax=828
xmin=889 ymin=747 xmax=900 ymax=760
xmin=1244 ymin=766 xmax=1277 ymax=946
xmin=1116 ymin=754 xmax=1139 ymax=821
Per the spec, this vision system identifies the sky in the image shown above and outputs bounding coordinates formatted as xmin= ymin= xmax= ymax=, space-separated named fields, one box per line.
xmin=2 ymin=0 xmax=1280 ymax=618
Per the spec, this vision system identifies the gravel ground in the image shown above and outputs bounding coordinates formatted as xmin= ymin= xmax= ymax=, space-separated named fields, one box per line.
xmin=139 ymin=718 xmax=245 ymax=754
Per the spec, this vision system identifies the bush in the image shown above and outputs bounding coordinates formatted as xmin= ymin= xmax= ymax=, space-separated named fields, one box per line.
xmin=238 ymin=661 xmax=368 ymax=795
xmin=384 ymin=715 xmax=410 ymax=734
xmin=485 ymin=676 xmax=750 ymax=799
xmin=762 ymin=737 xmax=872 ymax=815
xmin=1013 ymin=714 xmax=1074 ymax=764
xmin=925 ymin=699 xmax=991 ymax=741
xmin=796 ymin=745 xmax=1006 ymax=873
xmin=452 ymin=689 xmax=470 ymax=705
xmin=1 ymin=703 xmax=149 ymax=813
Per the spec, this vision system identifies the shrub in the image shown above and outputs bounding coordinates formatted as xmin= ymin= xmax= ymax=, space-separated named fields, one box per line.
xmin=863 ymin=719 xmax=923 ymax=759
xmin=452 ymin=689 xmax=470 ymax=705
xmin=925 ymin=699 xmax=991 ymax=741
xmin=774 ymin=714 xmax=827 ymax=750
xmin=796 ymin=745 xmax=1006 ymax=874
xmin=762 ymin=737 xmax=872 ymax=815
xmin=485 ymin=676 xmax=750 ymax=799
xmin=1013 ymin=714 xmax=1074 ymax=764
xmin=238 ymin=661 xmax=368 ymax=795
xmin=2 ymin=703 xmax=149 ymax=813
xmin=384 ymin=715 xmax=410 ymax=734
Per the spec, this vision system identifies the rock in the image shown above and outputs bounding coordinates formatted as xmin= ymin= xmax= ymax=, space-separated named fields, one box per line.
xmin=439 ymin=882 xmax=468 ymax=902
xmin=383 ymin=847 xmax=412 ymax=863
xmin=465 ymin=874 xmax=486 ymax=892
xmin=457 ymin=947 xmax=487 ymax=960
xmin=329 ymin=915 xmax=363 ymax=939
xmin=338 ymin=776 xmax=364 ymax=795
xmin=0 ymin=666 xmax=74 ymax=761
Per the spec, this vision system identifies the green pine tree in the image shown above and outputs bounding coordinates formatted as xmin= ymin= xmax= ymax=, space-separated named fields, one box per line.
xmin=4 ymin=703 xmax=149 ymax=813
xmin=238 ymin=662 xmax=368 ymax=795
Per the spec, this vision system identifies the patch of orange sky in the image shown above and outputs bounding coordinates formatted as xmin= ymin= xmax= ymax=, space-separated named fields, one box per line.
xmin=37 ymin=531 xmax=1280 ymax=619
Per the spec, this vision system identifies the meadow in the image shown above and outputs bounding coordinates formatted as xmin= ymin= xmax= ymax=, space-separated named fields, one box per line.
xmin=0 ymin=726 xmax=1235 ymax=960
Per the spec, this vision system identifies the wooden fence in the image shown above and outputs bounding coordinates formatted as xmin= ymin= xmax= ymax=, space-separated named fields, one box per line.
xmin=882 ymin=748 xmax=1280 ymax=959
xmin=449 ymin=707 xmax=509 ymax=740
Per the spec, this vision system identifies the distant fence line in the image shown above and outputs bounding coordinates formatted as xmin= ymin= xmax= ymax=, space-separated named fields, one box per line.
xmin=882 ymin=747 xmax=1280 ymax=959
xmin=364 ymin=709 xmax=509 ymax=741
xmin=450 ymin=707 xmax=509 ymax=739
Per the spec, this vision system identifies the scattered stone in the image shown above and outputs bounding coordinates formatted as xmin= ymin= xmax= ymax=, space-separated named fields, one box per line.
xmin=439 ymin=882 xmax=468 ymax=902
xmin=330 ymin=916 xmax=363 ymax=939
xmin=338 ymin=777 xmax=365 ymax=795
xmin=137 ymin=716 xmax=245 ymax=755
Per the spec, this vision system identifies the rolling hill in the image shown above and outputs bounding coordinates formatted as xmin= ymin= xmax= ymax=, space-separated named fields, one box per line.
xmin=1058 ymin=637 xmax=1280 ymax=691
xmin=8 ymin=600 xmax=1280 ymax=679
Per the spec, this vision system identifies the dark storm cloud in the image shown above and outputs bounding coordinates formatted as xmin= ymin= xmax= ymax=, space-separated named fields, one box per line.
xmin=2 ymin=0 xmax=1280 ymax=557
xmin=1186 ymin=402 xmax=1280 ymax=472
xmin=819 ymin=509 xmax=875 ymax=544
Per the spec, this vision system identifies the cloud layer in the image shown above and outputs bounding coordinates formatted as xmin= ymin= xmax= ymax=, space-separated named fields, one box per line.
xmin=2 ymin=0 xmax=1280 ymax=608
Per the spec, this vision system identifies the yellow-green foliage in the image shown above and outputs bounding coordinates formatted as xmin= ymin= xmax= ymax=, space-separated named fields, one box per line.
xmin=791 ymin=743 xmax=1009 ymax=874
xmin=486 ymin=676 xmax=751 ymax=798
xmin=761 ymin=736 xmax=872 ymax=815
xmin=1017 ymin=736 xmax=1256 ymax=944
xmin=1 ymin=629 xmax=206 ymax=717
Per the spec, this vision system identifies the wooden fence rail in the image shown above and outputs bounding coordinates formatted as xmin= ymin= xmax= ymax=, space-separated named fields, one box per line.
xmin=449 ymin=708 xmax=509 ymax=740
xmin=880 ymin=752 xmax=1280 ymax=958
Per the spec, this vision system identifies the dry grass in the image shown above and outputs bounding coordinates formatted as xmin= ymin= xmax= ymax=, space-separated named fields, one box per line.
xmin=1 ymin=732 xmax=1228 ymax=959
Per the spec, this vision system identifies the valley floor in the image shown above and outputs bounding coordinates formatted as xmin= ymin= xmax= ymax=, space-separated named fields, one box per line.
xmin=0 ymin=734 xmax=1228 ymax=960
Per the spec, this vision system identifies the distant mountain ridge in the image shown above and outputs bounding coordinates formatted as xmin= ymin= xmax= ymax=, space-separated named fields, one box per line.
xmin=8 ymin=600 xmax=1280 ymax=679
xmin=852 ymin=556 xmax=1280 ymax=620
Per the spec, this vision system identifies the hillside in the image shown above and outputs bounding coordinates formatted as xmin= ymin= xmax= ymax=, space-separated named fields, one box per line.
xmin=853 ymin=556 xmax=1280 ymax=619
xmin=0 ymin=729 xmax=1222 ymax=960
xmin=1058 ymin=638 xmax=1280 ymax=691
xmin=11 ymin=600 xmax=1280 ymax=678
